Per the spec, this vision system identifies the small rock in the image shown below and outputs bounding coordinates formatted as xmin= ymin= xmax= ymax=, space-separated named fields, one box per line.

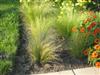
xmin=44 ymin=64 xmax=51 ymax=69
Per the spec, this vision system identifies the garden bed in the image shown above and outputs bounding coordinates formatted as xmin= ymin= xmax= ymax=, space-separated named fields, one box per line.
xmin=0 ymin=0 xmax=100 ymax=75
xmin=10 ymin=22 xmax=90 ymax=75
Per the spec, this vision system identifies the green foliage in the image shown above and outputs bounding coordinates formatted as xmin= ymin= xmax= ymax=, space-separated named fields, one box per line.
xmin=93 ymin=58 xmax=100 ymax=66
xmin=55 ymin=1 xmax=81 ymax=38
xmin=69 ymin=11 xmax=100 ymax=59
xmin=71 ymin=0 xmax=100 ymax=11
xmin=0 ymin=60 xmax=12 ymax=75
xmin=55 ymin=1 xmax=89 ymax=58
xmin=27 ymin=17 xmax=58 ymax=64
xmin=0 ymin=11 xmax=19 ymax=55
xmin=0 ymin=1 xmax=19 ymax=74
xmin=69 ymin=32 xmax=87 ymax=58
xmin=87 ymin=12 xmax=100 ymax=66
xmin=0 ymin=0 xmax=99 ymax=72
xmin=0 ymin=0 xmax=18 ymax=3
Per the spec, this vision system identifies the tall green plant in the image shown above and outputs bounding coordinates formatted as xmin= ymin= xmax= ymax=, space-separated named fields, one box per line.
xmin=21 ymin=0 xmax=58 ymax=65
xmin=69 ymin=32 xmax=87 ymax=58
xmin=56 ymin=1 xmax=81 ymax=38
xmin=55 ymin=1 xmax=90 ymax=58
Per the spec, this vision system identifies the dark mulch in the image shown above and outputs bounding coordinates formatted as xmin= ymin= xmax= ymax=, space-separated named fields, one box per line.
xmin=9 ymin=17 xmax=32 ymax=75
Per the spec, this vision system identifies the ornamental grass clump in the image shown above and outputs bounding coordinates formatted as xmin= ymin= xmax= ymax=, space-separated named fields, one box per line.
xmin=56 ymin=1 xmax=90 ymax=59
xmin=21 ymin=0 xmax=59 ymax=65
xmin=56 ymin=0 xmax=83 ymax=39
xmin=69 ymin=32 xmax=87 ymax=58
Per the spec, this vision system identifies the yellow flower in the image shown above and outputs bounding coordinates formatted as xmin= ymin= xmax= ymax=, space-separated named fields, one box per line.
xmin=77 ymin=0 xmax=88 ymax=2
xmin=20 ymin=0 xmax=22 ymax=2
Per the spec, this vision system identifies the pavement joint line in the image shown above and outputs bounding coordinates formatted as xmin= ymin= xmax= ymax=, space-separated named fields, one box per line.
xmin=70 ymin=65 xmax=76 ymax=75
xmin=69 ymin=58 xmax=76 ymax=75
xmin=72 ymin=69 xmax=76 ymax=75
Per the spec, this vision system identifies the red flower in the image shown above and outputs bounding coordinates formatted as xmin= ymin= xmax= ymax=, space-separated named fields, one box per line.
xmin=80 ymin=27 xmax=85 ymax=33
xmin=93 ymin=28 xmax=100 ymax=36
xmin=87 ymin=22 xmax=97 ymax=31
xmin=91 ymin=22 xmax=97 ymax=26
xmin=87 ymin=26 xmax=91 ymax=31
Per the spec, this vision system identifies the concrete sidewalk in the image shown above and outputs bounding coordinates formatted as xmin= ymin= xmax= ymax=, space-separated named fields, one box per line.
xmin=31 ymin=67 xmax=100 ymax=75
xmin=73 ymin=67 xmax=100 ymax=75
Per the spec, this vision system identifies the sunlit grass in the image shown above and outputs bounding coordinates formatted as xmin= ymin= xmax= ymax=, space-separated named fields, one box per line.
xmin=0 ymin=60 xmax=12 ymax=75
xmin=0 ymin=1 xmax=19 ymax=75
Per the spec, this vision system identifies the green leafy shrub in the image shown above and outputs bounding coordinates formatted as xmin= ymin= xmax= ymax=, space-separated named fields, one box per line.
xmin=73 ymin=0 xmax=100 ymax=11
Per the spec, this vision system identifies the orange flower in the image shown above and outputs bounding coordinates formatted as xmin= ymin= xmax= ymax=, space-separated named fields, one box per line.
xmin=94 ymin=44 xmax=100 ymax=50
xmin=80 ymin=27 xmax=85 ymax=33
xmin=93 ymin=15 xmax=97 ymax=19
xmin=83 ymin=18 xmax=92 ymax=24
xmin=88 ymin=11 xmax=94 ymax=16
xmin=91 ymin=51 xmax=98 ymax=58
xmin=83 ymin=50 xmax=88 ymax=56
xmin=83 ymin=19 xmax=88 ymax=24
xmin=87 ymin=18 xmax=91 ymax=22
xmin=95 ymin=62 xmax=100 ymax=68
xmin=72 ymin=26 xmax=77 ymax=32
xmin=94 ymin=38 xmax=100 ymax=44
